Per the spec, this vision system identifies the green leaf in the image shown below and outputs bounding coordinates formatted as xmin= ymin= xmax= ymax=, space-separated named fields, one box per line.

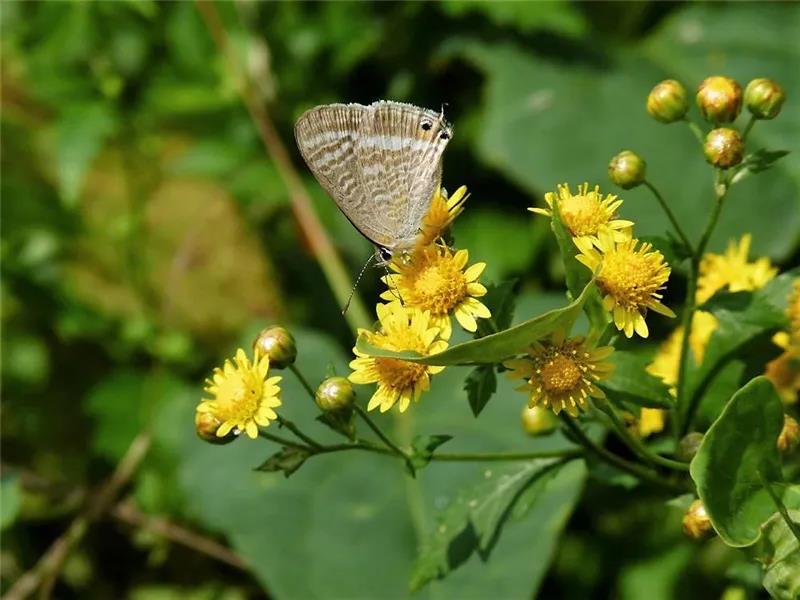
xmin=689 ymin=377 xmax=788 ymax=547
xmin=410 ymin=435 xmax=453 ymax=470
xmin=464 ymin=365 xmax=497 ymax=417
xmin=475 ymin=281 xmax=517 ymax=337
xmin=356 ymin=279 xmax=595 ymax=366
xmin=316 ymin=409 xmax=356 ymax=441
xmin=600 ymin=350 xmax=674 ymax=409
xmin=740 ymin=149 xmax=791 ymax=174
xmin=256 ymin=447 xmax=311 ymax=478
xmin=1 ymin=474 xmax=21 ymax=531
xmin=439 ymin=0 xmax=587 ymax=37
xmin=56 ymin=103 xmax=117 ymax=207
xmin=683 ymin=270 xmax=798 ymax=427
xmin=751 ymin=508 xmax=800 ymax=600
xmin=411 ymin=458 xmax=575 ymax=591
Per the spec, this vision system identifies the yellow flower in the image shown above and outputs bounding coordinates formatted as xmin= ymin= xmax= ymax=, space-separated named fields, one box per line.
xmin=530 ymin=183 xmax=633 ymax=244
xmin=197 ymin=348 xmax=282 ymax=439
xmin=636 ymin=408 xmax=667 ymax=438
xmin=349 ymin=303 xmax=447 ymax=413
xmin=765 ymin=349 xmax=800 ymax=404
xmin=504 ymin=331 xmax=614 ymax=416
xmin=696 ymin=234 xmax=777 ymax=304
xmin=575 ymin=233 xmax=675 ymax=338
xmin=419 ymin=185 xmax=469 ymax=247
xmin=381 ymin=245 xmax=490 ymax=339
xmin=646 ymin=326 xmax=683 ymax=393
xmin=786 ymin=279 xmax=800 ymax=350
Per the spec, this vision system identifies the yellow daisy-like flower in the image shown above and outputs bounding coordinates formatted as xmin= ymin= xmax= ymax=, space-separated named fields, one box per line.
xmin=349 ymin=303 xmax=448 ymax=413
xmin=646 ymin=326 xmax=683 ymax=394
xmin=696 ymin=234 xmax=777 ymax=304
xmin=418 ymin=185 xmax=469 ymax=247
xmin=381 ymin=245 xmax=490 ymax=339
xmin=575 ymin=233 xmax=676 ymax=338
xmin=503 ymin=331 xmax=614 ymax=416
xmin=785 ymin=279 xmax=800 ymax=351
xmin=197 ymin=348 xmax=282 ymax=439
xmin=636 ymin=408 xmax=667 ymax=438
xmin=530 ymin=183 xmax=633 ymax=243
xmin=765 ymin=349 xmax=800 ymax=405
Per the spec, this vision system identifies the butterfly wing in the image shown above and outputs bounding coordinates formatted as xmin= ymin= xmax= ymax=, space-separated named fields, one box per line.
xmin=355 ymin=101 xmax=452 ymax=252
xmin=294 ymin=103 xmax=396 ymax=247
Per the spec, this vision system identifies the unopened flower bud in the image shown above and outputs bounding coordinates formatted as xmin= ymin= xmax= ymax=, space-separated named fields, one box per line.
xmin=608 ymin=150 xmax=647 ymax=190
xmin=521 ymin=405 xmax=558 ymax=436
xmin=682 ymin=499 xmax=713 ymax=539
xmin=677 ymin=432 xmax=704 ymax=462
xmin=744 ymin=78 xmax=785 ymax=120
xmin=646 ymin=79 xmax=689 ymax=123
xmin=777 ymin=414 xmax=799 ymax=454
xmin=315 ymin=376 xmax=355 ymax=412
xmin=195 ymin=411 xmax=237 ymax=445
xmin=697 ymin=76 xmax=742 ymax=123
xmin=253 ymin=325 xmax=297 ymax=369
xmin=704 ymin=128 xmax=743 ymax=169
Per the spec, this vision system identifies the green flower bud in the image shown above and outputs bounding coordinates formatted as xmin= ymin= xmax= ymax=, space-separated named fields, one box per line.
xmin=744 ymin=78 xmax=785 ymax=120
xmin=677 ymin=432 xmax=704 ymax=462
xmin=520 ymin=405 xmax=558 ymax=436
xmin=777 ymin=414 xmax=799 ymax=454
xmin=253 ymin=325 xmax=297 ymax=369
xmin=608 ymin=150 xmax=647 ymax=189
xmin=696 ymin=76 xmax=742 ymax=123
xmin=682 ymin=499 xmax=713 ymax=540
xmin=646 ymin=79 xmax=689 ymax=123
xmin=195 ymin=411 xmax=237 ymax=445
xmin=315 ymin=376 xmax=355 ymax=412
xmin=703 ymin=128 xmax=744 ymax=169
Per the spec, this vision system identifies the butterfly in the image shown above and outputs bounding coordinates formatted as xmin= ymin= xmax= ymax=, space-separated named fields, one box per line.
xmin=294 ymin=101 xmax=453 ymax=263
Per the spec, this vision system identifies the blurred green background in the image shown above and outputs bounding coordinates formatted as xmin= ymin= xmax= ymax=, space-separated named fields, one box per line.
xmin=2 ymin=1 xmax=798 ymax=598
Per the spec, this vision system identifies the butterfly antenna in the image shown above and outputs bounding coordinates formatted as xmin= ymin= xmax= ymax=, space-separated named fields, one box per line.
xmin=342 ymin=253 xmax=375 ymax=316
xmin=383 ymin=261 xmax=405 ymax=305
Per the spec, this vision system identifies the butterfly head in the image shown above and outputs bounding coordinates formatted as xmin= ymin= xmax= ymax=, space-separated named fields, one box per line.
xmin=417 ymin=109 xmax=453 ymax=145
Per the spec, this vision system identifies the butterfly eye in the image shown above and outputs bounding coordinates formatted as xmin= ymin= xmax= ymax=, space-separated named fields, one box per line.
xmin=378 ymin=247 xmax=393 ymax=262
xmin=439 ymin=132 xmax=450 ymax=140
xmin=420 ymin=120 xmax=432 ymax=131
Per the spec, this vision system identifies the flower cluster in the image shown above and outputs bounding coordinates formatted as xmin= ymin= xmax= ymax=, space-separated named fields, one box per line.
xmin=532 ymin=182 xmax=676 ymax=339
xmin=349 ymin=186 xmax=491 ymax=413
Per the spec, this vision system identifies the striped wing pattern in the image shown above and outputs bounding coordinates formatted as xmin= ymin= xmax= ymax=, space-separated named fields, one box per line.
xmin=294 ymin=101 xmax=451 ymax=253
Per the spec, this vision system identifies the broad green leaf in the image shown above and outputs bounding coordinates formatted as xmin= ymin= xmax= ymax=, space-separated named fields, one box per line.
xmin=356 ymin=279 xmax=595 ymax=366
xmin=1 ymin=474 xmax=21 ymax=530
xmin=439 ymin=0 xmax=587 ymax=37
xmin=464 ymin=365 xmax=496 ymax=417
xmin=410 ymin=435 xmax=453 ymax=470
xmin=56 ymin=103 xmax=117 ymax=206
xmin=751 ymin=508 xmax=800 ymax=600
xmin=600 ymin=350 xmax=674 ymax=409
xmin=475 ymin=281 xmax=518 ymax=337
xmin=689 ymin=377 xmax=787 ymax=547
xmin=683 ymin=270 xmax=798 ymax=428
xmin=617 ymin=545 xmax=694 ymax=600
xmin=256 ymin=447 xmax=311 ymax=478
xmin=410 ymin=458 xmax=576 ymax=591
xmin=739 ymin=149 xmax=791 ymax=175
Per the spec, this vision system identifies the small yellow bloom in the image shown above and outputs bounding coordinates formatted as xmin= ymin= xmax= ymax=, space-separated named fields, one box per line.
xmin=646 ymin=326 xmax=683 ymax=394
xmin=530 ymin=183 xmax=633 ymax=244
xmin=575 ymin=233 xmax=675 ymax=338
xmin=418 ymin=185 xmax=469 ymax=247
xmin=382 ymin=245 xmax=490 ymax=339
xmin=765 ymin=347 xmax=800 ymax=405
xmin=696 ymin=234 xmax=777 ymax=304
xmin=197 ymin=348 xmax=282 ymax=439
xmin=504 ymin=331 xmax=614 ymax=416
xmin=349 ymin=304 xmax=447 ymax=413
xmin=786 ymin=279 xmax=800 ymax=351
xmin=636 ymin=408 xmax=667 ymax=438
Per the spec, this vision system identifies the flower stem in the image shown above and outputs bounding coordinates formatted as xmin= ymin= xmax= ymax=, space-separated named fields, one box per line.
xmin=683 ymin=117 xmax=706 ymax=147
xmin=643 ymin=180 xmax=694 ymax=254
xmin=559 ymin=415 xmax=685 ymax=492
xmin=677 ymin=171 xmax=728 ymax=435
xmin=597 ymin=404 xmax=690 ymax=471
xmin=432 ymin=449 xmax=582 ymax=462
xmin=289 ymin=364 xmax=316 ymax=400
xmin=276 ymin=415 xmax=322 ymax=450
xmin=353 ymin=404 xmax=414 ymax=470
xmin=741 ymin=115 xmax=757 ymax=144
xmin=760 ymin=470 xmax=800 ymax=545
xmin=258 ymin=429 xmax=309 ymax=450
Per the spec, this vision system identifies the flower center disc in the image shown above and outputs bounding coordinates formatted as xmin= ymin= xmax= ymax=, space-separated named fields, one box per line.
xmin=374 ymin=357 xmax=428 ymax=389
xmin=413 ymin=262 xmax=466 ymax=315
xmin=540 ymin=354 xmax=583 ymax=394
xmin=600 ymin=250 xmax=660 ymax=307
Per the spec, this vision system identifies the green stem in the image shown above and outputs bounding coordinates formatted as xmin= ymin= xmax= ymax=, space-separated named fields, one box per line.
xmin=289 ymin=364 xmax=316 ymax=400
xmin=741 ymin=114 xmax=757 ymax=144
xmin=677 ymin=171 xmax=728 ymax=435
xmin=258 ymin=429 xmax=309 ymax=450
xmin=760 ymin=471 xmax=800 ymax=545
xmin=560 ymin=415 xmax=684 ymax=492
xmin=432 ymin=449 xmax=582 ymax=462
xmin=598 ymin=404 xmax=689 ymax=471
xmin=353 ymin=404 xmax=414 ymax=469
xmin=276 ymin=415 xmax=322 ymax=450
xmin=683 ymin=117 xmax=706 ymax=147
xmin=643 ymin=180 xmax=694 ymax=254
